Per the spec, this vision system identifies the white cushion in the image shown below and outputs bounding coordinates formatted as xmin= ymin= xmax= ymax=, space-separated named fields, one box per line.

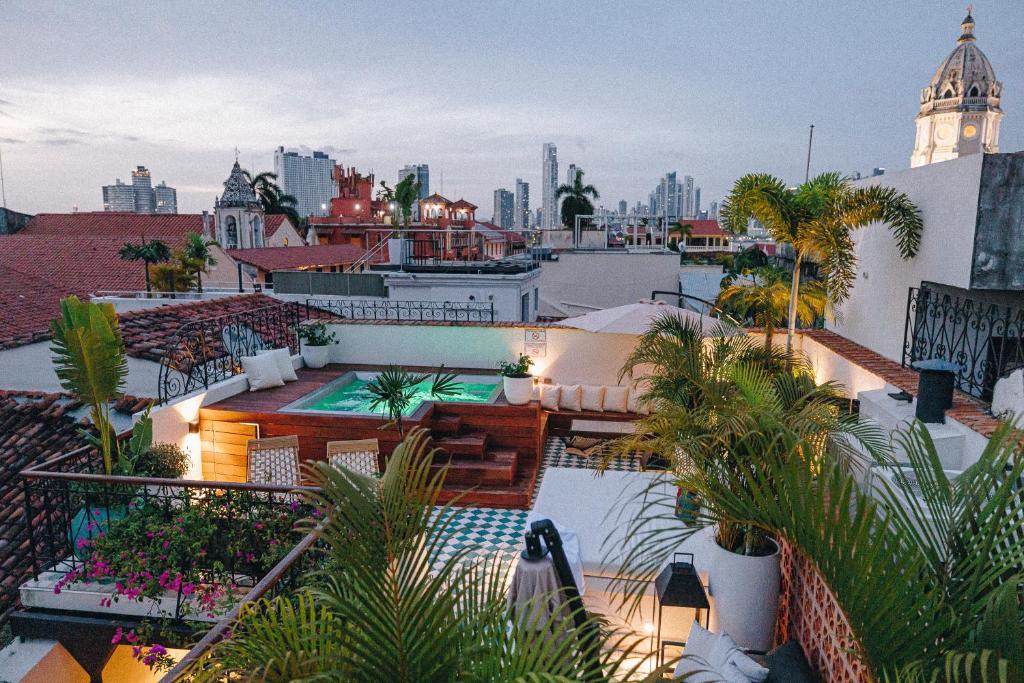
xmin=540 ymin=384 xmax=561 ymax=410
xmin=241 ymin=353 xmax=285 ymax=391
xmin=558 ymin=384 xmax=582 ymax=411
xmin=580 ymin=385 xmax=605 ymax=412
xmin=603 ymin=386 xmax=629 ymax=413
xmin=673 ymin=621 xmax=720 ymax=681
xmin=725 ymin=646 xmax=770 ymax=683
xmin=627 ymin=382 xmax=651 ymax=415
xmin=261 ymin=347 xmax=298 ymax=382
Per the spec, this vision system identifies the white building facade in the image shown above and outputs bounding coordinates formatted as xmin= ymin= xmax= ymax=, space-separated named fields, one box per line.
xmin=542 ymin=143 xmax=558 ymax=229
xmin=273 ymin=147 xmax=335 ymax=217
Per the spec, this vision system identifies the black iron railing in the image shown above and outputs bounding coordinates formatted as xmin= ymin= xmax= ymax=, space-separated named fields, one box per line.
xmin=19 ymin=447 xmax=319 ymax=624
xmin=306 ymin=298 xmax=495 ymax=323
xmin=157 ymin=301 xmax=302 ymax=404
xmin=902 ymin=286 xmax=1024 ymax=402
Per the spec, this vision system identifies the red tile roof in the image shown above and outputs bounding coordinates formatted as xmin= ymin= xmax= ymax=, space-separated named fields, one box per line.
xmin=20 ymin=212 xmax=209 ymax=240
xmin=226 ymin=244 xmax=365 ymax=272
xmin=118 ymin=294 xmax=281 ymax=361
xmin=264 ymin=214 xmax=291 ymax=238
xmin=675 ymin=220 xmax=726 ymax=237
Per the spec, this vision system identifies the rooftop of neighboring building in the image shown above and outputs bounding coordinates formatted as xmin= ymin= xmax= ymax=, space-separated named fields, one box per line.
xmin=674 ymin=219 xmax=727 ymax=237
xmin=20 ymin=211 xmax=291 ymax=239
xmin=226 ymin=244 xmax=367 ymax=273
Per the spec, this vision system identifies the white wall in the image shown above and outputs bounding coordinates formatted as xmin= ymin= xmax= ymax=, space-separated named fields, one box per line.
xmin=829 ymin=154 xmax=983 ymax=363
xmin=538 ymin=251 xmax=680 ymax=317
xmin=0 ymin=341 xmax=163 ymax=397
xmin=383 ymin=270 xmax=542 ymax=322
xmin=326 ymin=323 xmax=640 ymax=386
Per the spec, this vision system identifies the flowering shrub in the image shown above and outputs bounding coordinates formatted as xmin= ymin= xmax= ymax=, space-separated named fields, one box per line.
xmin=55 ymin=490 xmax=311 ymax=670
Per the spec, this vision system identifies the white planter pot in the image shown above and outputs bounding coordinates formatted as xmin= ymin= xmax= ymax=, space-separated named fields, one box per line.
xmin=301 ymin=344 xmax=331 ymax=369
xmin=388 ymin=237 xmax=404 ymax=265
xmin=502 ymin=375 xmax=534 ymax=405
xmin=708 ymin=533 xmax=780 ymax=652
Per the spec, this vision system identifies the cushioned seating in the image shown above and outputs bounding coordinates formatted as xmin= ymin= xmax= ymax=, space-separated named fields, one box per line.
xmin=764 ymin=641 xmax=817 ymax=683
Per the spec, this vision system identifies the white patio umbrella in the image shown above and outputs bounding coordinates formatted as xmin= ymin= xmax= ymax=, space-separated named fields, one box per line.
xmin=555 ymin=299 xmax=738 ymax=336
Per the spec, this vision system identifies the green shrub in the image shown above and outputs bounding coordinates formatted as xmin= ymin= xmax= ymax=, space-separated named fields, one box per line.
xmin=134 ymin=443 xmax=190 ymax=479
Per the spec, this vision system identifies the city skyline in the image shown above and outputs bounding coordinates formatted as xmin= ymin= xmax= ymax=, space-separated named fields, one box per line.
xmin=3 ymin=2 xmax=1023 ymax=215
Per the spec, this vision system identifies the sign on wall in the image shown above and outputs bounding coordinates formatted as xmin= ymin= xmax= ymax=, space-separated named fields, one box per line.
xmin=525 ymin=329 xmax=547 ymax=358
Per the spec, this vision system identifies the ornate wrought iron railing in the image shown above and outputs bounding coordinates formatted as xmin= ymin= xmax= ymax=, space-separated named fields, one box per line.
xmin=902 ymin=286 xmax=1024 ymax=402
xmin=19 ymin=447 xmax=319 ymax=625
xmin=306 ymin=298 xmax=495 ymax=323
xmin=157 ymin=301 xmax=302 ymax=404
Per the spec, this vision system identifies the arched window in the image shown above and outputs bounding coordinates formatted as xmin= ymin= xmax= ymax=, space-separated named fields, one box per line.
xmin=942 ymin=88 xmax=955 ymax=99
xmin=969 ymin=85 xmax=980 ymax=97
xmin=225 ymin=216 xmax=238 ymax=249
xmin=253 ymin=217 xmax=263 ymax=247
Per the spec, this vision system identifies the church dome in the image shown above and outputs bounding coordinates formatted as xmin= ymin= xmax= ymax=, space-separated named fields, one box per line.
xmin=920 ymin=9 xmax=1002 ymax=110
xmin=217 ymin=161 xmax=259 ymax=207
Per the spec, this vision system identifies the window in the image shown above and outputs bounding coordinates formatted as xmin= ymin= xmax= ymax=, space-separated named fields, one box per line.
xmin=253 ymin=217 xmax=263 ymax=247
xmin=533 ymin=287 xmax=538 ymax=311
xmin=224 ymin=216 xmax=238 ymax=249
xmin=969 ymin=85 xmax=980 ymax=97
xmin=521 ymin=293 xmax=530 ymax=322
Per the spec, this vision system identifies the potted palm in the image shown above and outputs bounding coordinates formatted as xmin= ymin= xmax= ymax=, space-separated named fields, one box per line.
xmin=498 ymin=354 xmax=534 ymax=405
xmin=295 ymin=321 xmax=336 ymax=369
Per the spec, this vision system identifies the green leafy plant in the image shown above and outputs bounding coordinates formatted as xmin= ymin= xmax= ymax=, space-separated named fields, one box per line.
xmin=717 ymin=265 xmax=827 ymax=347
xmin=294 ymin=320 xmax=336 ymax=347
xmin=119 ymin=239 xmax=171 ymax=294
xmin=497 ymin=353 xmax=534 ymax=378
xmin=51 ymin=296 xmax=129 ymax=475
xmin=132 ymin=442 xmax=191 ymax=479
xmin=365 ymin=366 xmax=462 ymax=437
xmin=187 ymin=429 xmax=660 ymax=682
xmin=182 ymin=231 xmax=219 ymax=293
xmin=243 ymin=170 xmax=301 ymax=226
xmin=557 ymin=168 xmax=600 ymax=229
xmin=720 ymin=171 xmax=922 ymax=355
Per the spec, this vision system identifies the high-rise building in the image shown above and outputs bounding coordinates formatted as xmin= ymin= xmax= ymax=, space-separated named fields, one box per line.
xmin=102 ymin=166 xmax=176 ymax=213
xmin=514 ymin=178 xmax=530 ymax=231
xmin=709 ymin=200 xmax=719 ymax=220
xmin=102 ymin=180 xmax=136 ymax=212
xmin=154 ymin=181 xmax=178 ymax=214
xmin=911 ymin=10 xmax=1002 ymax=167
xmin=541 ymin=143 xmax=558 ymax=229
xmin=693 ymin=187 xmax=701 ymax=219
xmin=274 ymin=147 xmax=336 ymax=217
xmin=618 ymin=200 xmax=628 ymax=215
xmin=565 ymin=163 xmax=579 ymax=187
xmin=492 ymin=188 xmax=515 ymax=230
xmin=682 ymin=175 xmax=695 ymax=218
xmin=398 ymin=163 xmax=430 ymax=220
xmin=131 ymin=166 xmax=155 ymax=213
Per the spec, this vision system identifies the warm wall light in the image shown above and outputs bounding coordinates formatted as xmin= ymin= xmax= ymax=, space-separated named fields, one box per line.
xmin=188 ymin=420 xmax=200 ymax=434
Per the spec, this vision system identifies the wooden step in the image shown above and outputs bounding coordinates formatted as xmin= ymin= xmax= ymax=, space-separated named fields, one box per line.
xmin=430 ymin=414 xmax=462 ymax=436
xmin=431 ymin=449 xmax=518 ymax=486
xmin=433 ymin=431 xmax=488 ymax=458
xmin=437 ymin=482 xmax=533 ymax=509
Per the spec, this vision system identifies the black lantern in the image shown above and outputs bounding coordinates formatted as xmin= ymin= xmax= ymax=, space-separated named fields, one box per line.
xmin=654 ymin=552 xmax=709 ymax=667
xmin=912 ymin=359 xmax=960 ymax=423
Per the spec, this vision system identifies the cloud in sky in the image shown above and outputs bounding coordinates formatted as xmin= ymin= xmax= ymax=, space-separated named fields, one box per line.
xmin=2 ymin=1 xmax=1023 ymax=215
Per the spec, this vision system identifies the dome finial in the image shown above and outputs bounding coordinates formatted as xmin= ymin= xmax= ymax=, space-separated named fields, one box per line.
xmin=959 ymin=4 xmax=976 ymax=43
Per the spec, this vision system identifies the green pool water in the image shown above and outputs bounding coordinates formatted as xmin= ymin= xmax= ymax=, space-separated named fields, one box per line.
xmin=300 ymin=378 xmax=499 ymax=416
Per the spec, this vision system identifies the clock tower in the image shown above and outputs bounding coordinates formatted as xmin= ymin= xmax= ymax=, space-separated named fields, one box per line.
xmin=911 ymin=8 xmax=1003 ymax=168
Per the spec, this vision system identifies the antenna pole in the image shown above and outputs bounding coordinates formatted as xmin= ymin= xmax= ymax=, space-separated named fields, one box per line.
xmin=0 ymin=142 xmax=7 ymax=208
xmin=804 ymin=124 xmax=815 ymax=182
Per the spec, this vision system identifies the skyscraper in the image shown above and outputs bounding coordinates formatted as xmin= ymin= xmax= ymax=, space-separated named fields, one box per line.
xmin=102 ymin=180 xmax=136 ymax=212
xmin=154 ymin=181 xmax=178 ymax=214
xmin=682 ymin=175 xmax=695 ymax=218
xmin=693 ymin=187 xmax=701 ymax=219
xmin=514 ymin=178 xmax=530 ymax=231
xmin=274 ymin=147 xmax=335 ymax=217
xmin=618 ymin=200 xmax=627 ymax=215
xmin=102 ymin=166 xmax=176 ymax=213
xmin=709 ymin=201 xmax=719 ymax=220
xmin=492 ymin=188 xmax=515 ymax=230
xmin=565 ymin=163 xmax=578 ymax=187
xmin=398 ymin=163 xmax=430 ymax=220
xmin=131 ymin=166 xmax=155 ymax=213
xmin=541 ymin=143 xmax=558 ymax=229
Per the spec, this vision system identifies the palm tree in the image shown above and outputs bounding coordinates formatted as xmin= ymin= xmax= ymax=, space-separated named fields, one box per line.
xmin=50 ymin=296 xmax=128 ymax=475
xmin=364 ymin=366 xmax=462 ymax=438
xmin=182 ymin=231 xmax=218 ymax=292
xmin=557 ymin=169 xmax=600 ymax=230
xmin=395 ymin=173 xmax=422 ymax=228
xmin=243 ymin=170 xmax=302 ymax=225
xmin=717 ymin=266 xmax=827 ymax=347
xmin=720 ymin=172 xmax=922 ymax=355
xmin=119 ymin=238 xmax=171 ymax=294
xmin=188 ymin=429 xmax=657 ymax=682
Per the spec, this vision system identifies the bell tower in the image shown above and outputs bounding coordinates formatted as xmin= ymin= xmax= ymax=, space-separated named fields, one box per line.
xmin=911 ymin=7 xmax=1003 ymax=168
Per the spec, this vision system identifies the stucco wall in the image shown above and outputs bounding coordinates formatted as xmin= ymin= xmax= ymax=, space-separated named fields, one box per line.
xmin=0 ymin=341 xmax=162 ymax=397
xmin=830 ymin=154 xmax=983 ymax=363
xmin=538 ymin=251 xmax=680 ymax=317
xmin=383 ymin=270 xmax=542 ymax=322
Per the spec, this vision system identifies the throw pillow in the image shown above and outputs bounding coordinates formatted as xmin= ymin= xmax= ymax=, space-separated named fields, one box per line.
xmin=261 ymin=347 xmax=299 ymax=382
xmin=765 ymin=641 xmax=817 ymax=683
xmin=241 ymin=354 xmax=285 ymax=392
xmin=672 ymin=621 xmax=720 ymax=682
xmin=540 ymin=384 xmax=561 ymax=410
xmin=580 ymin=385 xmax=605 ymax=411
xmin=728 ymin=648 xmax=770 ymax=683
xmin=603 ymin=385 xmax=629 ymax=413
xmin=558 ymin=384 xmax=582 ymax=411
xmin=627 ymin=385 xmax=651 ymax=414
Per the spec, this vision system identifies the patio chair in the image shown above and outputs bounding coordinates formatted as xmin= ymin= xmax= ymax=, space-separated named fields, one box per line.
xmin=246 ymin=435 xmax=301 ymax=487
xmin=326 ymin=438 xmax=381 ymax=477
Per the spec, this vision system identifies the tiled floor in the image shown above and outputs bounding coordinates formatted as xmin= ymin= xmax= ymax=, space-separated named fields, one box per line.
xmin=434 ymin=437 xmax=640 ymax=569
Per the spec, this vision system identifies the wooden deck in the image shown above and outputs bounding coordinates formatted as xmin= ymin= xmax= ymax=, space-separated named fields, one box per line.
xmin=199 ymin=364 xmax=547 ymax=508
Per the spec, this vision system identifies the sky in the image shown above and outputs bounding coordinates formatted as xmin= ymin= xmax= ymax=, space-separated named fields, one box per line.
xmin=2 ymin=1 xmax=1023 ymax=216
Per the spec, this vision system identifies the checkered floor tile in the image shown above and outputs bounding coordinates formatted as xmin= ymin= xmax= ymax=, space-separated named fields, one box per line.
xmin=433 ymin=506 xmax=528 ymax=569
xmin=540 ymin=436 xmax=641 ymax=472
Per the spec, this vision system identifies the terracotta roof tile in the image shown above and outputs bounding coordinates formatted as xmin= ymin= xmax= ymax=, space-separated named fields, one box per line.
xmin=226 ymin=244 xmax=365 ymax=272
xmin=20 ymin=212 xmax=208 ymax=239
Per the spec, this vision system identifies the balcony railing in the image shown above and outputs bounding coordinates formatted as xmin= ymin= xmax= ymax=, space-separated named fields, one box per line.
xmin=19 ymin=447 xmax=319 ymax=625
xmin=903 ymin=286 xmax=1024 ymax=402
xmin=157 ymin=301 xmax=302 ymax=404
xmin=306 ymin=297 xmax=495 ymax=323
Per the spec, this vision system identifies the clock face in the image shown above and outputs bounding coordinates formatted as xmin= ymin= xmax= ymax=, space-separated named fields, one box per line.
xmin=935 ymin=123 xmax=954 ymax=142
xmin=962 ymin=123 xmax=979 ymax=139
